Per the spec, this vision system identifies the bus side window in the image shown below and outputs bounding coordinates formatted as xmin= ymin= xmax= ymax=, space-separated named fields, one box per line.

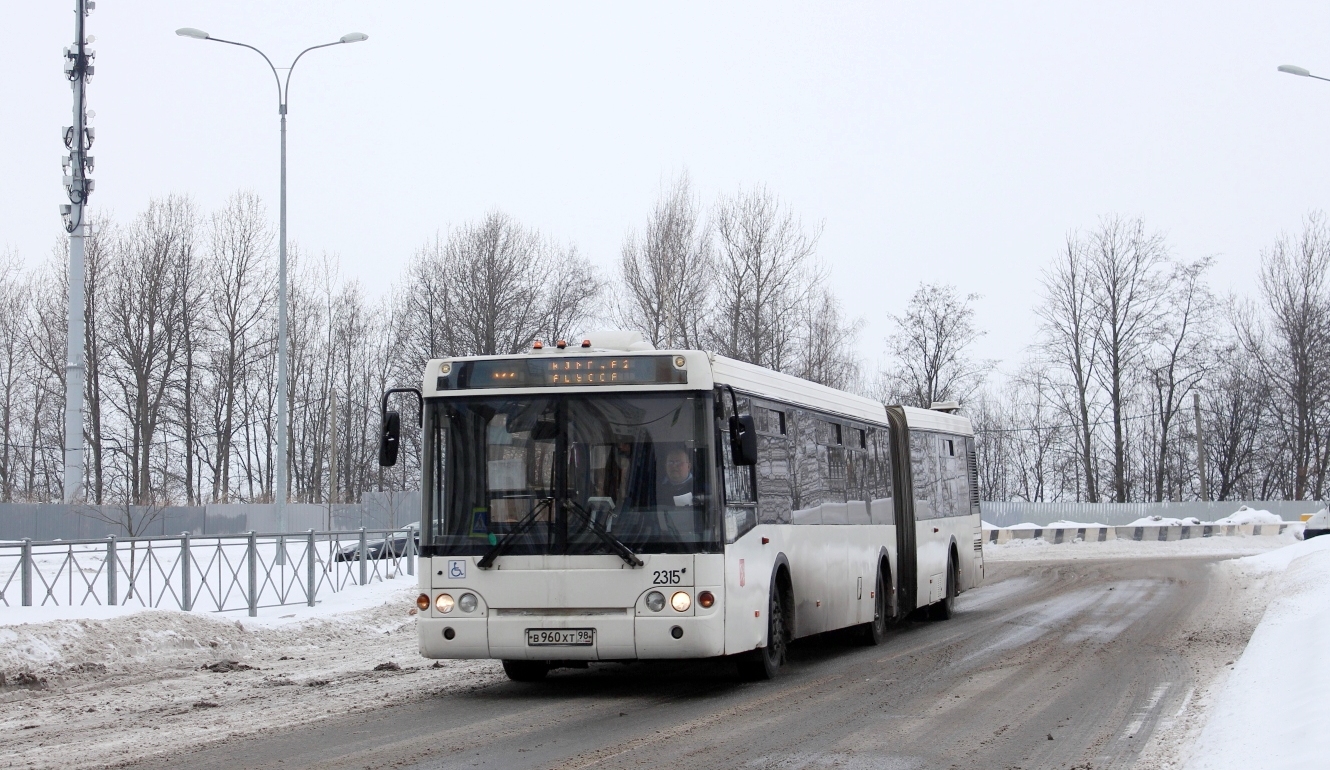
xmin=910 ymin=430 xmax=937 ymax=520
xmin=817 ymin=419 xmax=847 ymax=503
xmin=792 ymin=408 xmax=823 ymax=512
xmin=868 ymin=428 xmax=892 ymax=501
xmin=720 ymin=395 xmax=757 ymax=542
xmin=754 ymin=402 xmax=793 ymax=525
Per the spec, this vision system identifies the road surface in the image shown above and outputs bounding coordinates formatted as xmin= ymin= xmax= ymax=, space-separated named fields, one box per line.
xmin=131 ymin=556 xmax=1250 ymax=769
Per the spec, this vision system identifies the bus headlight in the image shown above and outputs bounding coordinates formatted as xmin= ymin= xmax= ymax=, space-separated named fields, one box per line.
xmin=458 ymin=592 xmax=478 ymax=613
xmin=645 ymin=591 xmax=666 ymax=612
xmin=671 ymin=591 xmax=691 ymax=612
xmin=435 ymin=593 xmax=454 ymax=613
xmin=416 ymin=593 xmax=430 ymax=611
xmin=698 ymin=591 xmax=714 ymax=609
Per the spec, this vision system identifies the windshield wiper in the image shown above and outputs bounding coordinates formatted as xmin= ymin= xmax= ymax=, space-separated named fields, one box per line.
xmin=477 ymin=497 xmax=552 ymax=569
xmin=564 ymin=499 xmax=645 ymax=568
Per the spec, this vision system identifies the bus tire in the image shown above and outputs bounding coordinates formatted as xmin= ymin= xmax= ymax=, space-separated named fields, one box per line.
xmin=860 ymin=567 xmax=890 ymax=645
xmin=931 ymin=552 xmax=958 ymax=621
xmin=738 ymin=578 xmax=789 ymax=681
xmin=501 ymin=660 xmax=549 ymax=682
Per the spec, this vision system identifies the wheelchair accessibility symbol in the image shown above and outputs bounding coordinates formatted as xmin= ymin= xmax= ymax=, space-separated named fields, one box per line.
xmin=447 ymin=560 xmax=466 ymax=580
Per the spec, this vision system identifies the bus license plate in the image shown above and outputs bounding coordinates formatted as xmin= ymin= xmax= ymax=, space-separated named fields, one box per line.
xmin=526 ymin=628 xmax=594 ymax=646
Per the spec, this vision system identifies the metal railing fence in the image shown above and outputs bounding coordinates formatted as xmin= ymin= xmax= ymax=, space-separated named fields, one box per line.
xmin=0 ymin=528 xmax=416 ymax=617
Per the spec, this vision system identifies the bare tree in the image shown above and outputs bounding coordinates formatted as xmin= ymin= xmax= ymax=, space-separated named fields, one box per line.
xmin=1239 ymin=212 xmax=1330 ymax=500
xmin=710 ymin=186 xmax=821 ymax=371
xmin=537 ymin=244 xmax=604 ymax=345
xmin=1036 ymin=234 xmax=1102 ymax=501
xmin=1145 ymin=258 xmax=1214 ymax=501
xmin=881 ymin=282 xmax=992 ymax=408
xmin=443 ymin=211 xmax=550 ymax=355
xmin=617 ymin=173 xmax=713 ymax=349
xmin=105 ymin=195 xmax=196 ymax=505
xmin=203 ymin=191 xmax=274 ymax=502
xmin=395 ymin=233 xmax=455 ymax=380
xmin=1087 ymin=216 xmax=1169 ymax=502
xmin=27 ymin=251 xmax=72 ymax=500
xmin=794 ymin=287 xmax=863 ymax=391
xmin=1204 ymin=337 xmax=1265 ymax=500
xmin=0 ymin=250 xmax=28 ymax=501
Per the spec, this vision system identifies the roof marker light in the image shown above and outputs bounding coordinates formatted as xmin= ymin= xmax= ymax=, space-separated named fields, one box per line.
xmin=581 ymin=339 xmax=591 ymax=348
xmin=556 ymin=339 xmax=567 ymax=349
xmin=532 ymin=340 xmax=543 ymax=349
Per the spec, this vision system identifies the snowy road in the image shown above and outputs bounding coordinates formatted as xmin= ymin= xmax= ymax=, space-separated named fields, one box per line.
xmin=119 ymin=552 xmax=1268 ymax=770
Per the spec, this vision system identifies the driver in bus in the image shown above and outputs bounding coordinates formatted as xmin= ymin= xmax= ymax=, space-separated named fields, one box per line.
xmin=661 ymin=447 xmax=694 ymax=507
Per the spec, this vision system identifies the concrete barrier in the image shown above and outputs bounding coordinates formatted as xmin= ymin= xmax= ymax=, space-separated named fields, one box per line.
xmin=984 ymin=522 xmax=1302 ymax=545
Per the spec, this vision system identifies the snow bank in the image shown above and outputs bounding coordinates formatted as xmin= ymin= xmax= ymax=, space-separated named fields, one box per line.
xmin=1047 ymin=519 xmax=1107 ymax=527
xmin=0 ymin=581 xmax=504 ymax=770
xmin=1127 ymin=515 xmax=1203 ymax=526
xmin=1211 ymin=506 xmax=1283 ymax=526
xmin=1184 ymin=536 xmax=1330 ymax=770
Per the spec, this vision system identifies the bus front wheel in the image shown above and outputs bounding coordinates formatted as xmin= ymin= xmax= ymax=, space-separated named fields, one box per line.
xmin=502 ymin=659 xmax=549 ymax=682
xmin=738 ymin=579 xmax=788 ymax=680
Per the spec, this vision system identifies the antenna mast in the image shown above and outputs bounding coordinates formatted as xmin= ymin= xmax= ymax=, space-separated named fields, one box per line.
xmin=61 ymin=0 xmax=95 ymax=502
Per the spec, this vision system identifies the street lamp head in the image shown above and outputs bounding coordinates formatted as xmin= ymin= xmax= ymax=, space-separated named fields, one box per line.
xmin=339 ymin=32 xmax=368 ymax=44
xmin=1279 ymin=64 xmax=1312 ymax=77
xmin=176 ymin=27 xmax=210 ymax=40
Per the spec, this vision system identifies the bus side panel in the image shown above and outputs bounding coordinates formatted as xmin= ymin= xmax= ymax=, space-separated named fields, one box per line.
xmin=786 ymin=523 xmax=895 ymax=636
xmin=824 ymin=525 xmax=854 ymax=635
xmin=789 ymin=525 xmax=832 ymax=637
xmin=849 ymin=525 xmax=891 ymax=626
xmin=724 ymin=527 xmax=774 ymax=656
xmin=915 ymin=520 xmax=949 ymax=604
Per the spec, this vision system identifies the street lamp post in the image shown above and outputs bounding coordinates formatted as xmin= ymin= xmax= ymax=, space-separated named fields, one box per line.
xmin=177 ymin=28 xmax=366 ymax=534
xmin=1278 ymin=64 xmax=1330 ymax=83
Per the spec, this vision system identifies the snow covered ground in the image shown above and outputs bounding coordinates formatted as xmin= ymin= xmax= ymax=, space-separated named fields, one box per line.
xmin=1180 ymin=536 xmax=1330 ymax=770
xmin=0 ymin=534 xmax=1320 ymax=769
xmin=0 ymin=579 xmax=503 ymax=769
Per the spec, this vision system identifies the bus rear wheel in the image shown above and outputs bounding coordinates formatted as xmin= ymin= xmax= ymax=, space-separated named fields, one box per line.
xmin=738 ymin=579 xmax=788 ymax=681
xmin=501 ymin=659 xmax=549 ymax=682
xmin=930 ymin=553 xmax=958 ymax=621
xmin=861 ymin=569 xmax=890 ymax=645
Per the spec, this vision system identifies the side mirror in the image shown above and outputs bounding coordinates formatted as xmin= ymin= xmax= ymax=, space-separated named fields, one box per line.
xmin=729 ymin=414 xmax=757 ymax=466
xmin=378 ymin=410 xmax=401 ymax=467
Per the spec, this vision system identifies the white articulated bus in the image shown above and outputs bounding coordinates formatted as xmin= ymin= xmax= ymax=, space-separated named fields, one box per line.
xmin=378 ymin=331 xmax=983 ymax=681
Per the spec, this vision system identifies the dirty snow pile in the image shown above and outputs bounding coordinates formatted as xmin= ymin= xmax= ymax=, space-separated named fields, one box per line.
xmin=1210 ymin=506 xmax=1284 ymax=526
xmin=1126 ymin=507 xmax=1284 ymax=527
xmin=1184 ymin=535 xmax=1330 ymax=770
xmin=1127 ymin=515 xmax=1204 ymax=526
xmin=0 ymin=581 xmax=503 ymax=769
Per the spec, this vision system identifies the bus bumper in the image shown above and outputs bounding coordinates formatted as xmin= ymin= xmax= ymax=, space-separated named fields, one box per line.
xmin=418 ymin=612 xmax=726 ymax=660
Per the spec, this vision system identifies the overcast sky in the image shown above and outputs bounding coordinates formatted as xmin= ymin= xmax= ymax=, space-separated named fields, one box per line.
xmin=4 ymin=2 xmax=1330 ymax=376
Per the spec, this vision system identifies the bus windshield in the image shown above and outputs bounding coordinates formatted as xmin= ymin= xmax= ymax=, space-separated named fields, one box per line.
xmin=424 ymin=392 xmax=719 ymax=556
